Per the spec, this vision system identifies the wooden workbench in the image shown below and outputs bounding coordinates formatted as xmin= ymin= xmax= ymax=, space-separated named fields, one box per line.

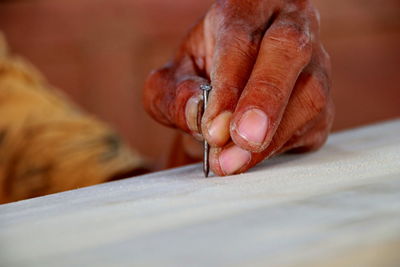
xmin=1 ymin=119 xmax=400 ymax=266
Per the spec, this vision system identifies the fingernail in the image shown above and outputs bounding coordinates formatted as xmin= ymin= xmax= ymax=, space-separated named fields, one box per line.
xmin=219 ymin=145 xmax=251 ymax=175
xmin=208 ymin=111 xmax=232 ymax=146
xmin=237 ymin=109 xmax=268 ymax=145
xmin=185 ymin=95 xmax=202 ymax=133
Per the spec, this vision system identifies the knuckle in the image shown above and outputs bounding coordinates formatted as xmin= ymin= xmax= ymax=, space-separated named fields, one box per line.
xmin=215 ymin=0 xmax=241 ymax=22
xmin=216 ymin=0 xmax=236 ymax=7
xmin=143 ymin=69 xmax=162 ymax=109
xmin=216 ymin=0 xmax=249 ymax=13
xmin=297 ymin=2 xmax=320 ymax=29
xmin=218 ymin=24 xmax=262 ymax=54
xmin=229 ymin=32 xmax=259 ymax=59
xmin=267 ymin=21 xmax=313 ymax=59
xmin=215 ymin=3 xmax=266 ymax=47
xmin=143 ymin=66 xmax=175 ymax=126
xmin=144 ymin=68 xmax=163 ymax=93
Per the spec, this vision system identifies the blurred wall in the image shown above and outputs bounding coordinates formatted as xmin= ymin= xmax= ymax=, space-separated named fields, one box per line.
xmin=315 ymin=0 xmax=400 ymax=130
xmin=0 ymin=0 xmax=213 ymax=168
xmin=0 ymin=0 xmax=399 ymax=167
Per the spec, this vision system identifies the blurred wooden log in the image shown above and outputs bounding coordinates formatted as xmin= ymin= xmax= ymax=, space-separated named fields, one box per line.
xmin=0 ymin=33 xmax=144 ymax=203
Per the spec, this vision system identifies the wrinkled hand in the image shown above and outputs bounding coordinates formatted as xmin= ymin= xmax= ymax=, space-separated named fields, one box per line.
xmin=144 ymin=0 xmax=334 ymax=176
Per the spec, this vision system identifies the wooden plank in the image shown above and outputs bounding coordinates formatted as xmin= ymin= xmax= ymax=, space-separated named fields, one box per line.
xmin=1 ymin=119 xmax=400 ymax=266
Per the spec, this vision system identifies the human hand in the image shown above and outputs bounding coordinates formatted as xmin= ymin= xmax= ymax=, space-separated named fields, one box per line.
xmin=143 ymin=0 xmax=334 ymax=176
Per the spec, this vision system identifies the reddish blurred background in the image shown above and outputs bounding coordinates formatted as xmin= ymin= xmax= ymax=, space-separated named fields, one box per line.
xmin=0 ymin=0 xmax=399 ymax=168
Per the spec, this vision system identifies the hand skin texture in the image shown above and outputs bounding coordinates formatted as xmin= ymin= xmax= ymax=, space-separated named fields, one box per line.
xmin=144 ymin=0 xmax=334 ymax=176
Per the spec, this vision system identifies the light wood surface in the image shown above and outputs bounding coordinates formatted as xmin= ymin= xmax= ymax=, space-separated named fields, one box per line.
xmin=1 ymin=119 xmax=400 ymax=266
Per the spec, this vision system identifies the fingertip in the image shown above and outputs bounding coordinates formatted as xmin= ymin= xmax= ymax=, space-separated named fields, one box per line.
xmin=210 ymin=145 xmax=252 ymax=176
xmin=203 ymin=111 xmax=232 ymax=147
